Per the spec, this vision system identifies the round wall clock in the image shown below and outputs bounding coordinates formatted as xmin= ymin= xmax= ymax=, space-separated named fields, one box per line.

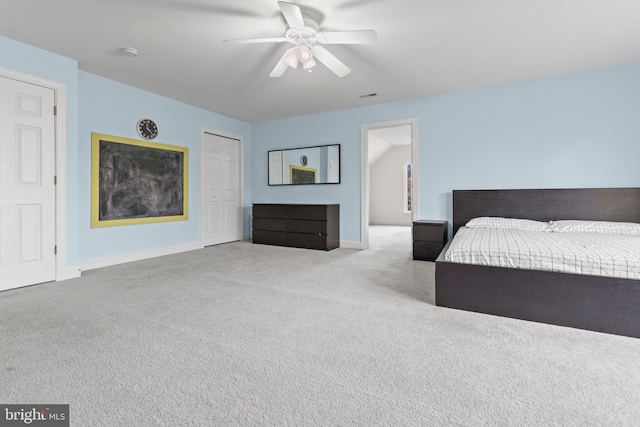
xmin=137 ymin=119 xmax=159 ymax=140
xmin=300 ymin=155 xmax=308 ymax=166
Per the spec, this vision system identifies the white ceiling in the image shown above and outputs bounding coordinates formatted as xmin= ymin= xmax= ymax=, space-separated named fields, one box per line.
xmin=2 ymin=0 xmax=639 ymax=123
xmin=368 ymin=125 xmax=411 ymax=166
xmin=370 ymin=126 xmax=411 ymax=147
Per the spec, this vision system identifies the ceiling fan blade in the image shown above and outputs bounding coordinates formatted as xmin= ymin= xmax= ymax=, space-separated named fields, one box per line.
xmin=224 ymin=37 xmax=287 ymax=44
xmin=278 ymin=1 xmax=306 ymax=29
xmin=317 ymin=30 xmax=378 ymax=44
xmin=311 ymin=45 xmax=351 ymax=77
xmin=270 ymin=47 xmax=296 ymax=77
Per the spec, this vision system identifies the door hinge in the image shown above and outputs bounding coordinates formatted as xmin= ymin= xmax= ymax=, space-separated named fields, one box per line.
xmin=54 ymin=175 xmax=57 ymax=185
xmin=53 ymin=106 xmax=57 ymax=116
xmin=54 ymin=245 xmax=57 ymax=255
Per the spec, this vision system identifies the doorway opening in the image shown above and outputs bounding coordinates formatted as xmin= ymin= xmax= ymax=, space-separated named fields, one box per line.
xmin=360 ymin=118 xmax=417 ymax=250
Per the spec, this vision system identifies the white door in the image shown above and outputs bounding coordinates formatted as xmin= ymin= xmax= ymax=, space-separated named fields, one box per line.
xmin=0 ymin=77 xmax=56 ymax=291
xmin=201 ymin=132 xmax=241 ymax=246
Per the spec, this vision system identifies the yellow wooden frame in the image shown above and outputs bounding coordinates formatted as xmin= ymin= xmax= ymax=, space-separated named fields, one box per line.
xmin=289 ymin=165 xmax=317 ymax=184
xmin=91 ymin=133 xmax=189 ymax=228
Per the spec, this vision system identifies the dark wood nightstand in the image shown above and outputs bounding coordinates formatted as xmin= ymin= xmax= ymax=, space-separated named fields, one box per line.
xmin=413 ymin=220 xmax=448 ymax=261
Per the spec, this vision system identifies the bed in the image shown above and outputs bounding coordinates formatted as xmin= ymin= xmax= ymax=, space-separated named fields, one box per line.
xmin=434 ymin=187 xmax=640 ymax=338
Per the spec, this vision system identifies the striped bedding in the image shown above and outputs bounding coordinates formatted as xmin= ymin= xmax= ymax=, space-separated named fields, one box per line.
xmin=444 ymin=227 xmax=640 ymax=279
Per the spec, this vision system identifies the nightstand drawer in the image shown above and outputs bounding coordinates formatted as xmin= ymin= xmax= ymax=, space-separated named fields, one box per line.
xmin=413 ymin=220 xmax=448 ymax=243
xmin=413 ymin=241 xmax=444 ymax=261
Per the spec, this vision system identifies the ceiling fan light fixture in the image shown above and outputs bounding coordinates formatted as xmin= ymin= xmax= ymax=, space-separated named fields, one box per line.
xmin=298 ymin=45 xmax=313 ymax=63
xmin=284 ymin=49 xmax=299 ymax=68
xmin=297 ymin=44 xmax=316 ymax=70
xmin=303 ymin=56 xmax=316 ymax=70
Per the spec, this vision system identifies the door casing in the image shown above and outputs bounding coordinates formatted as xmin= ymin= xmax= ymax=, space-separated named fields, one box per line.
xmin=360 ymin=118 xmax=418 ymax=250
xmin=0 ymin=66 xmax=76 ymax=283
xmin=200 ymin=128 xmax=244 ymax=246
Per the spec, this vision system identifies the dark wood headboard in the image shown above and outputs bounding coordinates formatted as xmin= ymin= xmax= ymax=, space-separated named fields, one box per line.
xmin=452 ymin=187 xmax=640 ymax=235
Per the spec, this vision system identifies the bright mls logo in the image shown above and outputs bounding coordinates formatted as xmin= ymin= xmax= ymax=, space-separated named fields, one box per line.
xmin=1 ymin=405 xmax=68 ymax=426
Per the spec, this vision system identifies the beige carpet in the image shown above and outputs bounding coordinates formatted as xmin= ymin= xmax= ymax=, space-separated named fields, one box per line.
xmin=368 ymin=225 xmax=412 ymax=252
xmin=1 ymin=241 xmax=639 ymax=426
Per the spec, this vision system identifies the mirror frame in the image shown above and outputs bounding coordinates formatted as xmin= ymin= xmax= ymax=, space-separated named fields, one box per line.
xmin=268 ymin=144 xmax=341 ymax=186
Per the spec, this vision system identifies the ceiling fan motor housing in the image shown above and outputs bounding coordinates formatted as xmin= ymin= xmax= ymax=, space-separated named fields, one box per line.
xmin=285 ymin=16 xmax=320 ymax=45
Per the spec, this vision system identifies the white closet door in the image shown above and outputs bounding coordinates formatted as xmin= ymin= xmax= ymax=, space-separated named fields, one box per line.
xmin=201 ymin=133 xmax=241 ymax=246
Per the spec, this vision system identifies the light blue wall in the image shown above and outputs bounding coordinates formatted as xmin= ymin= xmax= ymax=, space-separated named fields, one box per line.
xmin=78 ymin=72 xmax=251 ymax=261
xmin=252 ymin=62 xmax=640 ymax=241
xmin=0 ymin=35 xmax=252 ymax=266
xmin=252 ymin=111 xmax=369 ymax=243
xmin=3 ymin=34 xmax=640 ymax=258
xmin=0 ymin=35 xmax=80 ymax=268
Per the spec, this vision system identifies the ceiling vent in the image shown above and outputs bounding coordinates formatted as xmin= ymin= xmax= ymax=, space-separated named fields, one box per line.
xmin=122 ymin=47 xmax=139 ymax=57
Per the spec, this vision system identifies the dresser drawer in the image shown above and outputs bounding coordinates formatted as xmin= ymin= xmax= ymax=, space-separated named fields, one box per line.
xmin=252 ymin=230 xmax=287 ymax=246
xmin=287 ymin=219 xmax=327 ymax=235
xmin=253 ymin=204 xmax=287 ymax=219
xmin=287 ymin=233 xmax=328 ymax=250
xmin=287 ymin=205 xmax=329 ymax=220
xmin=253 ymin=218 xmax=287 ymax=232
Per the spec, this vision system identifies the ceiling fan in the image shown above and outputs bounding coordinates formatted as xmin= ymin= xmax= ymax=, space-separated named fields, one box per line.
xmin=223 ymin=1 xmax=378 ymax=78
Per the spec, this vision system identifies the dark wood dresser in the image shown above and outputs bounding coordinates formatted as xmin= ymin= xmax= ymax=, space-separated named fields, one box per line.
xmin=252 ymin=204 xmax=340 ymax=251
xmin=413 ymin=220 xmax=448 ymax=261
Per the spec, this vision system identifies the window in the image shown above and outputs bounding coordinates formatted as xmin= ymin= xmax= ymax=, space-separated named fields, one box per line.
xmin=403 ymin=162 xmax=412 ymax=213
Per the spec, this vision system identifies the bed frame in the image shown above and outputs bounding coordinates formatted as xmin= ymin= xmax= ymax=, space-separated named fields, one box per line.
xmin=435 ymin=187 xmax=640 ymax=338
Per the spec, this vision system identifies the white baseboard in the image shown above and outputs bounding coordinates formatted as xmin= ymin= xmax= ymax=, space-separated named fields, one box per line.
xmin=369 ymin=221 xmax=412 ymax=226
xmin=340 ymin=240 xmax=364 ymax=250
xmin=77 ymin=238 xmax=361 ymax=273
xmin=57 ymin=266 xmax=82 ymax=281
xmin=79 ymin=241 xmax=204 ymax=272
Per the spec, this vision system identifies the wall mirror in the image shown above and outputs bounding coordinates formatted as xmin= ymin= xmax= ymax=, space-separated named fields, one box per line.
xmin=268 ymin=144 xmax=340 ymax=185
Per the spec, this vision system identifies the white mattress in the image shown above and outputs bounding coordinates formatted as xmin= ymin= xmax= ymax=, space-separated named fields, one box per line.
xmin=444 ymin=227 xmax=640 ymax=279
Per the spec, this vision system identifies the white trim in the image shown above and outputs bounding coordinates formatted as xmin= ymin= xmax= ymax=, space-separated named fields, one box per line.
xmin=79 ymin=242 xmax=204 ymax=272
xmin=64 ymin=266 xmax=82 ymax=280
xmin=361 ymin=118 xmax=418 ymax=250
xmin=412 ymin=123 xmax=419 ymax=224
xmin=0 ymin=66 xmax=78 ymax=281
xmin=360 ymin=125 xmax=368 ymax=250
xmin=339 ymin=240 xmax=363 ymax=250
xmin=369 ymin=221 xmax=412 ymax=226
xmin=200 ymin=127 xmax=244 ymax=245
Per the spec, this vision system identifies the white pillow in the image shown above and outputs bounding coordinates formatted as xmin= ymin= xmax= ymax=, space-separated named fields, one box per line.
xmin=465 ymin=217 xmax=551 ymax=232
xmin=549 ymin=220 xmax=640 ymax=235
